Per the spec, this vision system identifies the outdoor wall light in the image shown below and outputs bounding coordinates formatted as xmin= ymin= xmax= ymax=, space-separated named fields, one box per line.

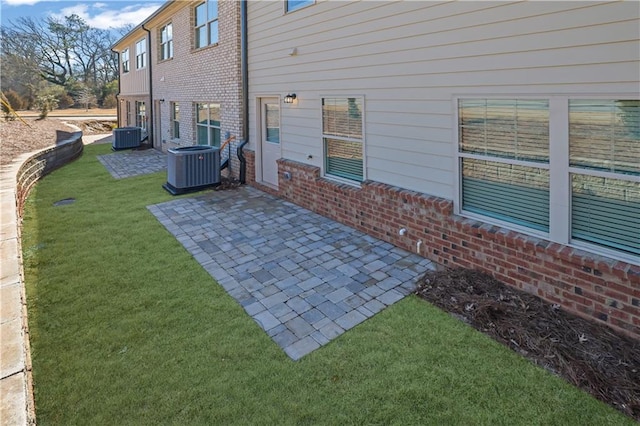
xmin=284 ymin=93 xmax=297 ymax=104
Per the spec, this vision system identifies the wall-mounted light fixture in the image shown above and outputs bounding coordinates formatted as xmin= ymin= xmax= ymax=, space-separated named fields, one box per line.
xmin=159 ymin=99 xmax=165 ymax=103
xmin=284 ymin=93 xmax=297 ymax=104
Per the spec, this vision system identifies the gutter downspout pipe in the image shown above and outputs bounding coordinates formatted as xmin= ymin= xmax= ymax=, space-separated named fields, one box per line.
xmin=111 ymin=48 xmax=122 ymax=128
xmin=237 ymin=0 xmax=249 ymax=184
xmin=142 ymin=24 xmax=154 ymax=148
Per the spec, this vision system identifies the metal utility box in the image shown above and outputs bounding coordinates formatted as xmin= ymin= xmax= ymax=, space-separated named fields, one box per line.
xmin=112 ymin=127 xmax=142 ymax=150
xmin=163 ymin=145 xmax=221 ymax=195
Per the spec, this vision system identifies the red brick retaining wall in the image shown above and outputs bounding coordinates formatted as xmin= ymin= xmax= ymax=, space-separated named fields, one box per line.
xmin=244 ymin=150 xmax=639 ymax=339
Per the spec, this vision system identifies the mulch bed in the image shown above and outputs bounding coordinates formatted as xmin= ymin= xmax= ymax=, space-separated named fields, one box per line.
xmin=214 ymin=176 xmax=242 ymax=191
xmin=415 ymin=268 xmax=640 ymax=421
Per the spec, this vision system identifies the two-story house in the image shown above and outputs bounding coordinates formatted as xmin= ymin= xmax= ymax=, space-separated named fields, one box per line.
xmin=112 ymin=0 xmax=243 ymax=171
xmin=114 ymin=0 xmax=639 ymax=338
xmin=242 ymin=0 xmax=639 ymax=338
xmin=112 ymin=25 xmax=151 ymax=141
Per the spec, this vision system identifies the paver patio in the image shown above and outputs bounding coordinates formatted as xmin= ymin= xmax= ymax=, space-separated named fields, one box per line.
xmin=97 ymin=149 xmax=166 ymax=179
xmin=149 ymin=187 xmax=435 ymax=360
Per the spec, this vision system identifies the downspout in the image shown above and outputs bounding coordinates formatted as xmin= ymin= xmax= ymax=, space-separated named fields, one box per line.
xmin=142 ymin=24 xmax=154 ymax=148
xmin=237 ymin=0 xmax=249 ymax=184
xmin=111 ymin=48 xmax=122 ymax=128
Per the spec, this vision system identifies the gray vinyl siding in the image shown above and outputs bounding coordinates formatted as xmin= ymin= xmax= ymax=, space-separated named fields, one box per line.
xmin=247 ymin=0 xmax=639 ymax=199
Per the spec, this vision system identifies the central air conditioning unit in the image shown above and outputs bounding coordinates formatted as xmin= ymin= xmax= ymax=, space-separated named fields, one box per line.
xmin=112 ymin=127 xmax=142 ymax=150
xmin=163 ymin=146 xmax=221 ymax=195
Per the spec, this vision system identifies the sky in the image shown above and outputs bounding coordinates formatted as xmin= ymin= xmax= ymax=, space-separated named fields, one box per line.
xmin=0 ymin=0 xmax=163 ymax=30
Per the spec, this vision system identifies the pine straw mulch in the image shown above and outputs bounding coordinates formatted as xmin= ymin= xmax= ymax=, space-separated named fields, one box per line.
xmin=214 ymin=175 xmax=242 ymax=191
xmin=415 ymin=268 xmax=640 ymax=421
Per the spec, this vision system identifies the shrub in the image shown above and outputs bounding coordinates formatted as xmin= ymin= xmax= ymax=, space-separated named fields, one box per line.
xmin=102 ymin=93 xmax=117 ymax=109
xmin=3 ymin=89 xmax=24 ymax=111
xmin=34 ymin=94 xmax=59 ymax=119
xmin=57 ymin=93 xmax=75 ymax=109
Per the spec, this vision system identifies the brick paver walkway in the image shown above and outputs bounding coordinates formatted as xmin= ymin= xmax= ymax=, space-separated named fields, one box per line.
xmin=98 ymin=149 xmax=166 ymax=179
xmin=149 ymin=187 xmax=435 ymax=360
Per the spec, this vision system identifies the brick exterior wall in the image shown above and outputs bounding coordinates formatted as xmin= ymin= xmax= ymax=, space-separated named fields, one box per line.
xmin=149 ymin=0 xmax=242 ymax=177
xmin=242 ymin=149 xmax=640 ymax=339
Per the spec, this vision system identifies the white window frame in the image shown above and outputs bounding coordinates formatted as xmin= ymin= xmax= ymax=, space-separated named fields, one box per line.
xmin=160 ymin=23 xmax=173 ymax=61
xmin=194 ymin=1 xmax=218 ymax=49
xmin=171 ymin=102 xmax=180 ymax=139
xmin=121 ymin=49 xmax=130 ymax=73
xmin=285 ymin=0 xmax=314 ymax=13
xmin=135 ymin=39 xmax=146 ymax=69
xmin=135 ymin=101 xmax=147 ymax=131
xmin=320 ymin=95 xmax=366 ymax=186
xmin=195 ymin=102 xmax=221 ymax=147
xmin=453 ymin=94 xmax=640 ymax=265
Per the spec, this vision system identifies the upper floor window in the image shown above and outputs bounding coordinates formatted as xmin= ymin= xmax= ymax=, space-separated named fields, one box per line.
xmin=122 ymin=49 xmax=130 ymax=73
xmin=322 ymin=97 xmax=365 ymax=183
xmin=195 ymin=1 xmax=218 ymax=49
xmin=160 ymin=23 xmax=173 ymax=60
xmin=286 ymin=0 xmax=314 ymax=13
xmin=135 ymin=39 xmax=146 ymax=69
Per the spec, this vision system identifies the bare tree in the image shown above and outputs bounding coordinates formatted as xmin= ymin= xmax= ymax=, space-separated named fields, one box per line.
xmin=1 ymin=14 xmax=119 ymax=106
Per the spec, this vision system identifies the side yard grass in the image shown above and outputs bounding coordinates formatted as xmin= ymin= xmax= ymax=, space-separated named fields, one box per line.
xmin=20 ymin=143 xmax=633 ymax=425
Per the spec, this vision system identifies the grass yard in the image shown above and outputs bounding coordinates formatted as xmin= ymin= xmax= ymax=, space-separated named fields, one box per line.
xmin=20 ymin=143 xmax=634 ymax=425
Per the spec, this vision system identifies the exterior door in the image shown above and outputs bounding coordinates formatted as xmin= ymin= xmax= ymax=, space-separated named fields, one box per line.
xmin=260 ymin=98 xmax=281 ymax=187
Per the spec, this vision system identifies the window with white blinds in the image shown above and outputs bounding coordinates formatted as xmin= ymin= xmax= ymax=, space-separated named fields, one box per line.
xmin=569 ymin=100 xmax=639 ymax=255
xmin=322 ymin=97 xmax=364 ymax=182
xmin=459 ymin=100 xmax=550 ymax=232
xmin=457 ymin=98 xmax=640 ymax=261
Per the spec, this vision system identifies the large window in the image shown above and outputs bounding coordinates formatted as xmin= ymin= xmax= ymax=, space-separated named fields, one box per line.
xmin=458 ymin=99 xmax=550 ymax=232
xmin=569 ymin=100 xmax=639 ymax=256
xmin=195 ymin=1 xmax=218 ymax=49
xmin=286 ymin=0 xmax=314 ymax=13
xmin=171 ymin=102 xmax=180 ymax=139
xmin=160 ymin=23 xmax=173 ymax=60
xmin=196 ymin=103 xmax=220 ymax=147
xmin=135 ymin=39 xmax=146 ymax=69
xmin=457 ymin=98 xmax=639 ymax=260
xmin=135 ymin=101 xmax=146 ymax=131
xmin=121 ymin=49 xmax=130 ymax=73
xmin=322 ymin=97 xmax=364 ymax=182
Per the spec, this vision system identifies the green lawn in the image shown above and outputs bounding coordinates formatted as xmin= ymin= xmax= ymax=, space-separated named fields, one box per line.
xmin=21 ymin=143 xmax=633 ymax=425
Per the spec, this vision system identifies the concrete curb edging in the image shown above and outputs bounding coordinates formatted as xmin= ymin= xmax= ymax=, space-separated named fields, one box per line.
xmin=1 ymin=129 xmax=83 ymax=426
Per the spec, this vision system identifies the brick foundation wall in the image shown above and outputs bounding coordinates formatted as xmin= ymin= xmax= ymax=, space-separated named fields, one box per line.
xmin=243 ymin=150 xmax=640 ymax=339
